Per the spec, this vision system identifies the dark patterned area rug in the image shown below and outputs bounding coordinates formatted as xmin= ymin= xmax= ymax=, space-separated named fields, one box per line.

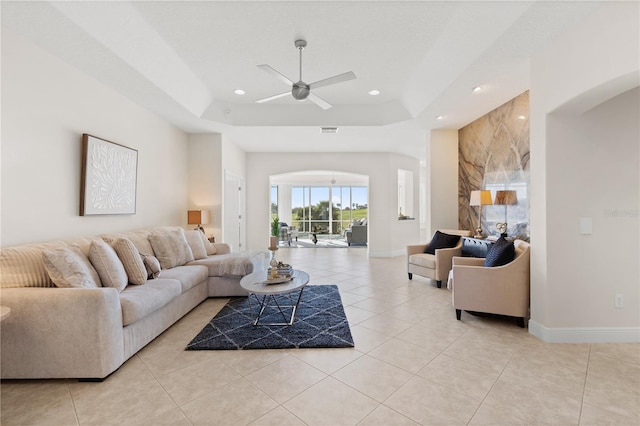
xmin=186 ymin=285 xmax=354 ymax=350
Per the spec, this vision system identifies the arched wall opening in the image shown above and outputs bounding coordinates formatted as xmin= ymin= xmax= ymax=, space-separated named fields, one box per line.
xmin=245 ymin=152 xmax=420 ymax=257
xmin=270 ymin=170 xmax=370 ymax=246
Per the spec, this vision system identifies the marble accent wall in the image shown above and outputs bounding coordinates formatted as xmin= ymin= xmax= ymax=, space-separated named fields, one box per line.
xmin=459 ymin=91 xmax=530 ymax=240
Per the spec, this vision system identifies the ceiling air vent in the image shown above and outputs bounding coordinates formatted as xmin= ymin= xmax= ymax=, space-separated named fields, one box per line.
xmin=320 ymin=127 xmax=338 ymax=134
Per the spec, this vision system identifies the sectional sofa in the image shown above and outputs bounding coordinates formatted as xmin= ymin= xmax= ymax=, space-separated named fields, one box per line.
xmin=0 ymin=226 xmax=267 ymax=380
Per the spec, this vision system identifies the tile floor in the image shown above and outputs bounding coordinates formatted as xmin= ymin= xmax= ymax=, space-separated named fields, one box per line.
xmin=2 ymin=248 xmax=639 ymax=425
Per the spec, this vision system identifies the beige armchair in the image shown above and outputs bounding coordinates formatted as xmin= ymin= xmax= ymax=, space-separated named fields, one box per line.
xmin=407 ymin=229 xmax=472 ymax=288
xmin=451 ymin=239 xmax=530 ymax=327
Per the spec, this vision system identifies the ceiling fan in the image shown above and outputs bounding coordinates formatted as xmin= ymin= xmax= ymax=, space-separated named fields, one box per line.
xmin=255 ymin=39 xmax=356 ymax=110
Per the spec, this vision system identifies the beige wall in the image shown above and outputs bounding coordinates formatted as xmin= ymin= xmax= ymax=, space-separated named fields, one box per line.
xmin=1 ymin=29 xmax=189 ymax=247
xmin=426 ymin=130 xmax=459 ymax=237
xmin=530 ymin=2 xmax=639 ymax=342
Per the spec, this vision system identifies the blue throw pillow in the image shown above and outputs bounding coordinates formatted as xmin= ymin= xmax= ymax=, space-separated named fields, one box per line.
xmin=424 ymin=231 xmax=461 ymax=255
xmin=484 ymin=236 xmax=515 ymax=267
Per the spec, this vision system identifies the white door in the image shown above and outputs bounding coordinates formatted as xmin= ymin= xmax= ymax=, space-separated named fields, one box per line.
xmin=224 ymin=171 xmax=245 ymax=251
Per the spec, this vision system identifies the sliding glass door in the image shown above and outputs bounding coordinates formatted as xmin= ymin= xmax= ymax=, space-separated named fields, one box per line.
xmin=290 ymin=185 xmax=367 ymax=235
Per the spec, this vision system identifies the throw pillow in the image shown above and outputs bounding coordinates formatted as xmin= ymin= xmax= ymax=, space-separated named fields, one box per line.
xmin=42 ymin=246 xmax=101 ymax=288
xmin=88 ymin=240 xmax=128 ymax=292
xmin=424 ymin=231 xmax=461 ymax=255
xmin=198 ymin=230 xmax=217 ymax=256
xmin=142 ymin=254 xmax=161 ymax=279
xmin=148 ymin=229 xmax=194 ymax=269
xmin=112 ymin=238 xmax=147 ymax=285
xmin=484 ymin=236 xmax=515 ymax=267
xmin=184 ymin=230 xmax=208 ymax=260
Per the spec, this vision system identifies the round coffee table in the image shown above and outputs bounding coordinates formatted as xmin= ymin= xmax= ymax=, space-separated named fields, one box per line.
xmin=240 ymin=269 xmax=310 ymax=326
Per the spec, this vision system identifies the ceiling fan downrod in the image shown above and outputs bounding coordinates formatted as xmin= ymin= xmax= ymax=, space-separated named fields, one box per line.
xmin=292 ymin=39 xmax=309 ymax=100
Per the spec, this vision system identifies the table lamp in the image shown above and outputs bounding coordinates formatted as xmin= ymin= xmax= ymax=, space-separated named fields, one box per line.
xmin=469 ymin=190 xmax=493 ymax=238
xmin=187 ymin=210 xmax=210 ymax=233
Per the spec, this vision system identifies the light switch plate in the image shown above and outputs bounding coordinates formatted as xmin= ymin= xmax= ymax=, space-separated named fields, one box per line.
xmin=579 ymin=217 xmax=592 ymax=235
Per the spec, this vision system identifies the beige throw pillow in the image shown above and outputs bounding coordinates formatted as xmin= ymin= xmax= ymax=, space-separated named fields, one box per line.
xmin=42 ymin=246 xmax=101 ymax=288
xmin=148 ymin=229 xmax=194 ymax=269
xmin=88 ymin=240 xmax=128 ymax=292
xmin=112 ymin=238 xmax=147 ymax=285
xmin=184 ymin=230 xmax=208 ymax=260
xmin=199 ymin=231 xmax=217 ymax=256
xmin=142 ymin=254 xmax=161 ymax=279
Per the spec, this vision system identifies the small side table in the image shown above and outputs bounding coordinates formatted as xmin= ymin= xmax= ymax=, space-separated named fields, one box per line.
xmin=0 ymin=306 xmax=11 ymax=321
xmin=240 ymin=270 xmax=309 ymax=326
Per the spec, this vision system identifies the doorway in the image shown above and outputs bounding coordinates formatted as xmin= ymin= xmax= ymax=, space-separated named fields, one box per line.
xmin=224 ymin=170 xmax=245 ymax=251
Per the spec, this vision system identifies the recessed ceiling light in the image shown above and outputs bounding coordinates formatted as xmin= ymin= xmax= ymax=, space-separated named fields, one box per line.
xmin=472 ymin=86 xmax=483 ymax=93
xmin=368 ymin=89 xmax=380 ymax=96
xmin=234 ymin=89 xmax=245 ymax=95
xmin=517 ymin=115 xmax=527 ymax=120
xmin=436 ymin=115 xmax=445 ymax=120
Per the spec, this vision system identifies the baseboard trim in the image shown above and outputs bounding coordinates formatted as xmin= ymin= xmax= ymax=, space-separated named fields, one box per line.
xmin=529 ymin=320 xmax=640 ymax=343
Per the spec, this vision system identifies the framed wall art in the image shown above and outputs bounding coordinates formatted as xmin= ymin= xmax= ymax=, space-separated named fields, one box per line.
xmin=80 ymin=134 xmax=138 ymax=216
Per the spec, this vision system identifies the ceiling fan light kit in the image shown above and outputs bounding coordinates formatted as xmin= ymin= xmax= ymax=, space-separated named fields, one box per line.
xmin=256 ymin=39 xmax=356 ymax=110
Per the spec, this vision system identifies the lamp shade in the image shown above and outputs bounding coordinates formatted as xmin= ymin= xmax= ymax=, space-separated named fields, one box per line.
xmin=469 ymin=190 xmax=493 ymax=206
xmin=494 ymin=190 xmax=518 ymax=205
xmin=187 ymin=210 xmax=210 ymax=225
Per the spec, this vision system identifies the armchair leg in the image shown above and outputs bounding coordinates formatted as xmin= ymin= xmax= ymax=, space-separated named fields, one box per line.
xmin=408 ymin=273 xmax=412 ymax=280
xmin=436 ymin=280 xmax=442 ymax=288
xmin=456 ymin=309 xmax=461 ymax=320
xmin=516 ymin=317 xmax=525 ymax=328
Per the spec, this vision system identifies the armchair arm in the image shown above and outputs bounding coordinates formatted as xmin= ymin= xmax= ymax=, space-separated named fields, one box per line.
xmin=406 ymin=244 xmax=428 ymax=256
xmin=452 ymin=257 xmax=485 ymax=267
xmin=434 ymin=246 xmax=462 ymax=281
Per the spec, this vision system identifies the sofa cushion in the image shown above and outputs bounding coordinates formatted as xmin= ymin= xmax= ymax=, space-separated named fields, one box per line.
xmin=102 ymin=230 xmax=154 ymax=257
xmin=0 ymin=242 xmax=67 ymax=288
xmin=42 ymin=247 xmax=101 ymax=288
xmin=142 ymin=254 xmax=161 ymax=279
xmin=158 ymin=265 xmax=208 ymax=292
xmin=424 ymin=231 xmax=461 ymax=255
xmin=184 ymin=230 xmax=208 ymax=260
xmin=119 ymin=279 xmax=182 ymax=326
xmin=408 ymin=253 xmax=436 ymax=269
xmin=88 ymin=240 xmax=128 ymax=291
xmin=148 ymin=228 xmax=194 ymax=269
xmin=112 ymin=238 xmax=147 ymax=285
xmin=484 ymin=236 xmax=515 ymax=267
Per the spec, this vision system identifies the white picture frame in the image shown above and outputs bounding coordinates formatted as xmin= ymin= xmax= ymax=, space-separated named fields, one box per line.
xmin=80 ymin=134 xmax=138 ymax=215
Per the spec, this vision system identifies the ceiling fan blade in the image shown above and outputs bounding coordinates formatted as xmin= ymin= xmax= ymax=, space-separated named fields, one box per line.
xmin=308 ymin=92 xmax=332 ymax=110
xmin=257 ymin=64 xmax=294 ymax=86
xmin=255 ymin=91 xmax=291 ymax=104
xmin=309 ymin=71 xmax=356 ymax=90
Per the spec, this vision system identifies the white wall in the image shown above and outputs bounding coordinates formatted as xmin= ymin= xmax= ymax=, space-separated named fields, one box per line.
xmin=187 ymin=133 xmax=222 ymax=239
xmin=245 ymin=152 xmax=419 ymax=257
xmin=546 ymin=88 xmax=639 ymax=328
xmin=187 ymin=133 xmax=247 ymax=245
xmin=426 ymin=129 xmax=459 ymax=236
xmin=221 ymin=134 xmax=246 ymax=179
xmin=1 ymin=29 xmax=189 ymax=246
xmin=529 ymin=2 xmax=639 ymax=342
